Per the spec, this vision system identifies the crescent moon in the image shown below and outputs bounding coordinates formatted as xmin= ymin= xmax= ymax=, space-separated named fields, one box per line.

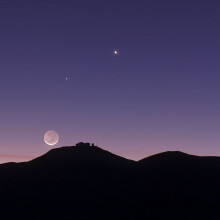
xmin=44 ymin=130 xmax=59 ymax=146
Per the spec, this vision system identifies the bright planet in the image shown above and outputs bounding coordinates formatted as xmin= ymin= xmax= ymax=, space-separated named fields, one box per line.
xmin=44 ymin=130 xmax=59 ymax=146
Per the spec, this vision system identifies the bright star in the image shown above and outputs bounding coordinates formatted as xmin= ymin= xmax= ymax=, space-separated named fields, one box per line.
xmin=113 ymin=50 xmax=118 ymax=55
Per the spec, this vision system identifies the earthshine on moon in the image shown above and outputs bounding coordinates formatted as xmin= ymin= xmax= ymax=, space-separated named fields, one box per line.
xmin=44 ymin=130 xmax=59 ymax=146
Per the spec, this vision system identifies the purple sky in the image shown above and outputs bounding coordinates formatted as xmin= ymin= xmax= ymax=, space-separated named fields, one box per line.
xmin=1 ymin=0 xmax=220 ymax=163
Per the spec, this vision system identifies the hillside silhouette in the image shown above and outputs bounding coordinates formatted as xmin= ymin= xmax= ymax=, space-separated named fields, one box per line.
xmin=0 ymin=143 xmax=220 ymax=220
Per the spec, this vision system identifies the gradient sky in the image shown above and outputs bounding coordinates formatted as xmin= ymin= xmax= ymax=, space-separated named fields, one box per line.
xmin=1 ymin=0 xmax=220 ymax=163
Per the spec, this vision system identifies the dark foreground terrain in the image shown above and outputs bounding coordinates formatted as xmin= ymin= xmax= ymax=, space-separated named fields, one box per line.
xmin=1 ymin=143 xmax=220 ymax=220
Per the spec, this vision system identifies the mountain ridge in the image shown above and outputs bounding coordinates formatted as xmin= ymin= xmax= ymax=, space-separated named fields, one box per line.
xmin=1 ymin=145 xmax=219 ymax=166
xmin=1 ymin=144 xmax=220 ymax=219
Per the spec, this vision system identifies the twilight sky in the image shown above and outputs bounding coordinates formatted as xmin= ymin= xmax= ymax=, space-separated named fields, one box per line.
xmin=1 ymin=0 xmax=220 ymax=163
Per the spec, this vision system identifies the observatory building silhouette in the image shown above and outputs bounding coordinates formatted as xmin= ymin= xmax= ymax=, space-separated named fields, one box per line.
xmin=76 ymin=142 xmax=95 ymax=147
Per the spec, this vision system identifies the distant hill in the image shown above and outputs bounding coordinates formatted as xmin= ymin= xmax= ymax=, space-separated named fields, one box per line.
xmin=0 ymin=143 xmax=220 ymax=220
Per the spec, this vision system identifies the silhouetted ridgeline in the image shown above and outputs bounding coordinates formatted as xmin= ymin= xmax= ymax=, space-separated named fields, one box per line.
xmin=0 ymin=143 xmax=220 ymax=220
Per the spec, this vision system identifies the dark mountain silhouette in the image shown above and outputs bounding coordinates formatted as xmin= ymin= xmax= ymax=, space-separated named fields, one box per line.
xmin=1 ymin=144 xmax=220 ymax=220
